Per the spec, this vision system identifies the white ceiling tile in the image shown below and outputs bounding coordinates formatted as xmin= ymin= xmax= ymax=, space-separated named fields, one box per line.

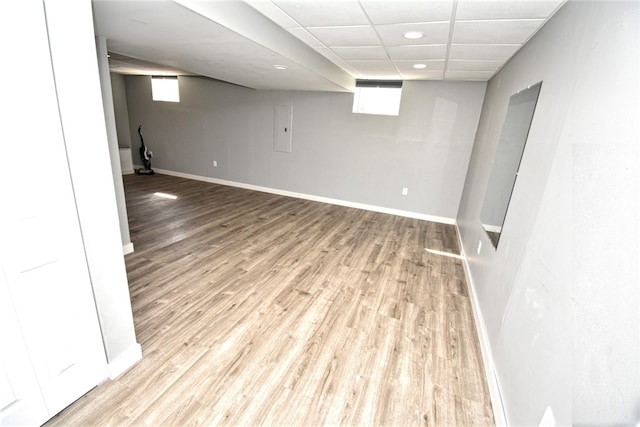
xmin=375 ymin=22 xmax=450 ymax=46
xmin=444 ymin=70 xmax=495 ymax=80
xmin=331 ymin=46 xmax=389 ymax=60
xmin=272 ymin=0 xmax=369 ymax=27
xmin=447 ymin=60 xmax=503 ymax=71
xmin=347 ymin=60 xmax=397 ymax=71
xmin=347 ymin=60 xmax=400 ymax=78
xmin=399 ymin=69 xmax=444 ymax=80
xmin=308 ymin=26 xmax=380 ymax=47
xmin=394 ymin=60 xmax=445 ymax=72
xmin=245 ymin=1 xmax=300 ymax=28
xmin=452 ymin=19 xmax=544 ymax=44
xmin=360 ymin=0 xmax=454 ymax=25
xmin=449 ymin=44 xmax=520 ymax=60
xmin=97 ymin=0 xmax=566 ymax=89
xmin=287 ymin=27 xmax=324 ymax=48
xmin=456 ymin=0 xmax=565 ymax=20
xmin=386 ymin=45 xmax=447 ymax=60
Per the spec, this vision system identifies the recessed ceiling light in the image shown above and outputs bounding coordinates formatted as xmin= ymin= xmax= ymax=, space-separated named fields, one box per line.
xmin=273 ymin=65 xmax=288 ymax=70
xmin=403 ymin=31 xmax=424 ymax=40
xmin=413 ymin=63 xmax=427 ymax=69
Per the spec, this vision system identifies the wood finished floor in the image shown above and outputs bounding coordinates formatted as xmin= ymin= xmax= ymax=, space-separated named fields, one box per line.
xmin=47 ymin=173 xmax=494 ymax=426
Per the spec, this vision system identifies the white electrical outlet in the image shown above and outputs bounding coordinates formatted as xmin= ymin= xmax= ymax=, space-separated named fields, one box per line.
xmin=213 ymin=160 xmax=218 ymax=167
xmin=477 ymin=240 xmax=482 ymax=255
xmin=402 ymin=188 xmax=408 ymax=196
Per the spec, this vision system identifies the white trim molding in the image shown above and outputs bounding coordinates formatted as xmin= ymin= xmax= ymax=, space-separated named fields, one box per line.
xmin=107 ymin=343 xmax=142 ymax=380
xmin=455 ymin=222 xmax=507 ymax=426
xmin=153 ymin=168 xmax=456 ymax=225
xmin=482 ymin=224 xmax=502 ymax=233
xmin=123 ymin=242 xmax=134 ymax=255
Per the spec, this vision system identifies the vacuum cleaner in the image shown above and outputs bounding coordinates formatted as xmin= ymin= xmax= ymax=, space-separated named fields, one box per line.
xmin=136 ymin=125 xmax=155 ymax=175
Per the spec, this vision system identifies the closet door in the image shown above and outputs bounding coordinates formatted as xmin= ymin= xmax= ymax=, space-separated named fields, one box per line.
xmin=0 ymin=0 xmax=108 ymax=424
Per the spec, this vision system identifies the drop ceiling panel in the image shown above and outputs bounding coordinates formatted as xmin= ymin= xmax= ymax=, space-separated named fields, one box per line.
xmin=272 ymin=0 xmax=369 ymax=27
xmin=331 ymin=46 xmax=389 ymax=60
xmin=452 ymin=19 xmax=545 ymax=44
xmin=360 ymin=0 xmax=454 ymax=25
xmin=308 ymin=26 xmax=379 ymax=47
xmin=96 ymin=0 xmax=567 ymax=90
xmin=449 ymin=44 xmax=520 ymax=60
xmin=394 ymin=60 xmax=445 ymax=72
xmin=346 ymin=60 xmax=400 ymax=78
xmin=447 ymin=60 xmax=503 ymax=71
xmin=400 ymin=69 xmax=445 ymax=80
xmin=245 ymin=1 xmax=300 ymax=28
xmin=374 ymin=22 xmax=451 ymax=46
xmin=386 ymin=45 xmax=447 ymax=61
xmin=445 ymin=70 xmax=496 ymax=80
xmin=456 ymin=0 xmax=564 ymax=20
xmin=347 ymin=60 xmax=398 ymax=70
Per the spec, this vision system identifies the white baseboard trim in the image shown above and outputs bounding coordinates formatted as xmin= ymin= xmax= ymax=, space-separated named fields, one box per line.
xmin=107 ymin=343 xmax=142 ymax=380
xmin=153 ymin=168 xmax=456 ymax=225
xmin=454 ymin=222 xmax=507 ymax=426
xmin=123 ymin=242 xmax=134 ymax=255
xmin=122 ymin=168 xmax=135 ymax=175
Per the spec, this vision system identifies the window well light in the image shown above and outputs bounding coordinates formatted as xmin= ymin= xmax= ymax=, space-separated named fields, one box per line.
xmin=151 ymin=76 xmax=180 ymax=102
xmin=352 ymin=80 xmax=403 ymax=116
xmin=403 ymin=31 xmax=424 ymax=40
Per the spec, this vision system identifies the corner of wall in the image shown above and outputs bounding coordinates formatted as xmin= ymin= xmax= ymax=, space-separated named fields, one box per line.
xmin=107 ymin=342 xmax=142 ymax=380
xmin=123 ymin=242 xmax=134 ymax=255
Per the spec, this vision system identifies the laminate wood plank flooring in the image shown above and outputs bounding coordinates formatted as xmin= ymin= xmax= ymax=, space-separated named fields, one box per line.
xmin=47 ymin=173 xmax=494 ymax=426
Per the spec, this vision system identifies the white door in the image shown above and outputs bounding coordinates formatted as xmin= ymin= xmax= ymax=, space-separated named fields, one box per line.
xmin=0 ymin=0 xmax=108 ymax=424
xmin=0 ymin=266 xmax=49 ymax=426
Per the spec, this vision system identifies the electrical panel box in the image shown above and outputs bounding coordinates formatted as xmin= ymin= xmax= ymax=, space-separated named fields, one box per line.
xmin=274 ymin=104 xmax=292 ymax=153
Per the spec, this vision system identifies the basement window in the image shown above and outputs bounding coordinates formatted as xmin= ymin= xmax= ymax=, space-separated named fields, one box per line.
xmin=151 ymin=76 xmax=180 ymax=102
xmin=352 ymin=80 xmax=402 ymax=116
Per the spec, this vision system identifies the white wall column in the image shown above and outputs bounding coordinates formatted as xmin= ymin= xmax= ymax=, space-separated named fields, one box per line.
xmin=95 ymin=36 xmax=134 ymax=254
xmin=44 ymin=0 xmax=141 ymax=377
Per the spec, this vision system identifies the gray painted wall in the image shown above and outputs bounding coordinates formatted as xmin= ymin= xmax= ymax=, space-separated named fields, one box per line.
xmin=457 ymin=1 xmax=639 ymax=425
xmin=110 ymin=73 xmax=132 ymax=148
xmin=124 ymin=77 xmax=486 ymax=221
